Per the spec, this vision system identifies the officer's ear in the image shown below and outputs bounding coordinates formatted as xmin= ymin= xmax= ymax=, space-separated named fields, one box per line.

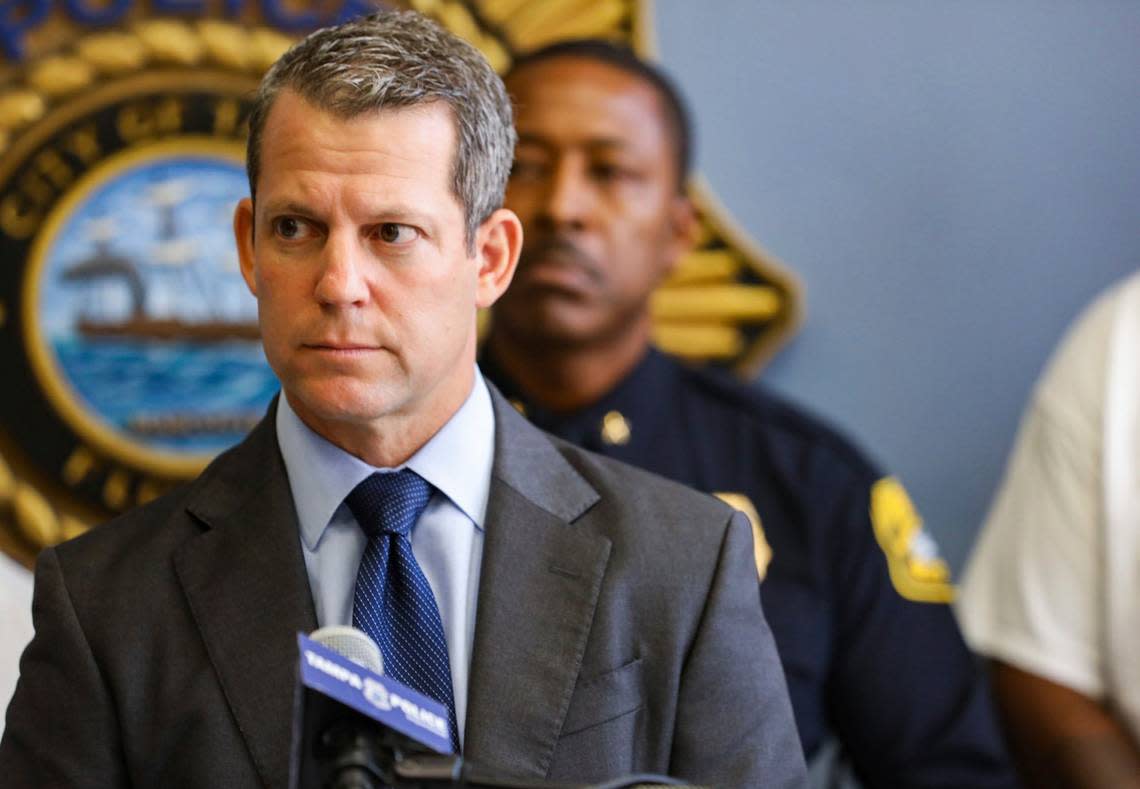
xmin=662 ymin=193 xmax=698 ymax=277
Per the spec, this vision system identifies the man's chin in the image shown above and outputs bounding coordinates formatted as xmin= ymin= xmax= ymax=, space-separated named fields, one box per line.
xmin=284 ymin=381 xmax=403 ymax=431
xmin=494 ymin=303 xmax=608 ymax=351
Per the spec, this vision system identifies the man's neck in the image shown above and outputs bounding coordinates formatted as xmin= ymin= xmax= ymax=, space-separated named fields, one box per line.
xmin=486 ymin=322 xmax=651 ymax=413
xmin=284 ymin=371 xmax=476 ymax=469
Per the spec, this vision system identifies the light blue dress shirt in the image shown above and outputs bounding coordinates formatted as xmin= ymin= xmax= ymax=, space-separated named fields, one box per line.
xmin=276 ymin=371 xmax=495 ymax=745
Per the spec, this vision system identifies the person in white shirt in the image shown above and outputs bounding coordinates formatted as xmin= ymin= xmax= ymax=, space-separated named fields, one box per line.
xmin=0 ymin=552 xmax=33 ymax=738
xmin=958 ymin=270 xmax=1140 ymax=788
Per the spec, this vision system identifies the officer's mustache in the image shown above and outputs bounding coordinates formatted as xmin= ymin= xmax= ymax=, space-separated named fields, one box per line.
xmin=518 ymin=234 xmax=603 ymax=285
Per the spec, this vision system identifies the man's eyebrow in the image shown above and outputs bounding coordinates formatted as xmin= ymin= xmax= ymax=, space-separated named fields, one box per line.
xmin=260 ymin=200 xmax=317 ymax=217
xmin=365 ymin=205 xmax=431 ymax=223
xmin=258 ymin=201 xmax=432 ymax=227
xmin=516 ymin=132 xmax=632 ymax=152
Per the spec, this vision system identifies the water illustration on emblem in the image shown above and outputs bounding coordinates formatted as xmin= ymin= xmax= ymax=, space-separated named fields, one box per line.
xmin=37 ymin=154 xmax=280 ymax=458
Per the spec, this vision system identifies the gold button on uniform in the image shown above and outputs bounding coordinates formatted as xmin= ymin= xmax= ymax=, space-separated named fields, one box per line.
xmin=600 ymin=410 xmax=631 ymax=446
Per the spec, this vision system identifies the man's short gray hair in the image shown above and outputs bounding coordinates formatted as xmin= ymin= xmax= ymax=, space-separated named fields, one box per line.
xmin=245 ymin=9 xmax=516 ymax=247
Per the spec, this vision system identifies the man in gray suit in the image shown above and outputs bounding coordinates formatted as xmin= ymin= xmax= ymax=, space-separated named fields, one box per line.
xmin=0 ymin=10 xmax=805 ymax=788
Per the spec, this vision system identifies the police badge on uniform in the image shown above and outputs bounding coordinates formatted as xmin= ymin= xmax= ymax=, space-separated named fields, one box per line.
xmin=870 ymin=476 xmax=954 ymax=603
xmin=714 ymin=492 xmax=773 ymax=580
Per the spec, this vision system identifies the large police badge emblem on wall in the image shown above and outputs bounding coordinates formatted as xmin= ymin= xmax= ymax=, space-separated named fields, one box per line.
xmin=0 ymin=6 xmax=299 ymax=559
xmin=0 ymin=0 xmax=801 ymax=565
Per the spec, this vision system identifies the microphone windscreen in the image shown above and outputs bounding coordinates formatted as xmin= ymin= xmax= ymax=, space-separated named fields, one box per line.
xmin=311 ymin=625 xmax=383 ymax=675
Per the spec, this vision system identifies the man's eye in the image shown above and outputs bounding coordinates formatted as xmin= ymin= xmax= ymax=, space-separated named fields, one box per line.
xmin=591 ymin=163 xmax=632 ymax=182
xmin=510 ymin=159 xmax=548 ymax=180
xmin=377 ymin=223 xmax=417 ymax=244
xmin=273 ymin=216 xmax=310 ymax=240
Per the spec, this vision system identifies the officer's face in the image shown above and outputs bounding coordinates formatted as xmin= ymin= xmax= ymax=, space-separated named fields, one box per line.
xmin=234 ymin=91 xmax=519 ymax=455
xmin=496 ymin=56 xmax=694 ymax=349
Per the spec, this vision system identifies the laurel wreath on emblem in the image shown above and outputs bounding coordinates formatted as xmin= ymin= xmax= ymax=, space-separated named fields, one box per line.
xmin=0 ymin=0 xmax=801 ymax=562
xmin=0 ymin=22 xmax=291 ymax=153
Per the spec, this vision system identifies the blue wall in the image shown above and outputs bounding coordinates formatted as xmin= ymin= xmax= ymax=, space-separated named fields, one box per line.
xmin=654 ymin=1 xmax=1140 ymax=571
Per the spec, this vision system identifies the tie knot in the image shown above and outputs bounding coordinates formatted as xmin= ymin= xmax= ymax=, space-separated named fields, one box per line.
xmin=345 ymin=470 xmax=433 ymax=539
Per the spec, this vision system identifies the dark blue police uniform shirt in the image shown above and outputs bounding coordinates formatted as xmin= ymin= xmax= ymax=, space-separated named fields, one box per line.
xmin=482 ymin=347 xmax=1017 ymax=789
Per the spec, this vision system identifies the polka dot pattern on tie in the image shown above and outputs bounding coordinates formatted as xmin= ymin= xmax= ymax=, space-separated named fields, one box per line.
xmin=346 ymin=469 xmax=459 ymax=751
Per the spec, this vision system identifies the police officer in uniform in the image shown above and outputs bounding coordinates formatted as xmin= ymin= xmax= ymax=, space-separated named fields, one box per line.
xmin=482 ymin=40 xmax=1018 ymax=788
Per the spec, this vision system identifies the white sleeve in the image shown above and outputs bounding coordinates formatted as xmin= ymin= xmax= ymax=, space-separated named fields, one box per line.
xmin=0 ymin=553 xmax=35 ymax=736
xmin=957 ymin=286 xmax=1117 ymax=699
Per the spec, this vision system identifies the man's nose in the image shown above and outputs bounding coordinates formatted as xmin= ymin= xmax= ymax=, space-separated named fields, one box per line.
xmin=314 ymin=232 xmax=370 ymax=306
xmin=540 ymin=158 xmax=593 ymax=230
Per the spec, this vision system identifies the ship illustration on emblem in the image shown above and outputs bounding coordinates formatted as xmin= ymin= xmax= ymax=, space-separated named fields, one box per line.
xmin=61 ymin=179 xmax=257 ymax=344
xmin=30 ymin=148 xmax=274 ymax=462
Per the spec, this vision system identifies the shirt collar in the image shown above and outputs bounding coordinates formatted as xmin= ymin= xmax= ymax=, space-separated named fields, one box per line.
xmin=277 ymin=370 xmax=496 ymax=551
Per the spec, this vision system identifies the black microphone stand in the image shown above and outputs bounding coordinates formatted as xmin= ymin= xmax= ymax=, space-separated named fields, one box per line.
xmin=393 ymin=753 xmax=690 ymax=789
xmin=316 ymin=724 xmax=686 ymax=789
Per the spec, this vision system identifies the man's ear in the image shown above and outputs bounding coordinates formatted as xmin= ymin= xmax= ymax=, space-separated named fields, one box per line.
xmin=662 ymin=193 xmax=699 ymax=278
xmin=473 ymin=208 xmax=524 ymax=309
xmin=233 ymin=197 xmax=257 ymax=296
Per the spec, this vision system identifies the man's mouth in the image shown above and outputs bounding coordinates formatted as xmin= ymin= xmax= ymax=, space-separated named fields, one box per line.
xmin=517 ymin=238 xmax=601 ymax=292
xmin=302 ymin=342 xmax=383 ymax=356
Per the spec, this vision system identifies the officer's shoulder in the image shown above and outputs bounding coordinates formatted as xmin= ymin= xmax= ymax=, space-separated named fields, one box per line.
xmin=676 ymin=361 xmax=881 ymax=479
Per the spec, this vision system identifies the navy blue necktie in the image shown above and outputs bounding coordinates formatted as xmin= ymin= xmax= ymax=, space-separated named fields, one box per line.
xmin=346 ymin=470 xmax=459 ymax=751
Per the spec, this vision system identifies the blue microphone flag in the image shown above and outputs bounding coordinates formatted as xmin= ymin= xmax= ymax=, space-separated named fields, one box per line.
xmin=296 ymin=632 xmax=453 ymax=755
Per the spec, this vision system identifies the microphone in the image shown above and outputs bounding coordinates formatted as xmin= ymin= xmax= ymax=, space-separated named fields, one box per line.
xmin=292 ymin=626 xmax=692 ymax=789
xmin=311 ymin=625 xmax=384 ymax=673
xmin=290 ymin=626 xmax=453 ymax=789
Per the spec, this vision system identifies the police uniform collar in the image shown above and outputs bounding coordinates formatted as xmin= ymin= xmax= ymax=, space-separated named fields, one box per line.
xmin=480 ymin=346 xmax=679 ymax=453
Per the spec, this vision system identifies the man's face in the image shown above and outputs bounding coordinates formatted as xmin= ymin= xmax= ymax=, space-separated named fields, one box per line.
xmin=234 ymin=92 xmax=501 ymax=444
xmin=496 ymin=56 xmax=693 ymax=349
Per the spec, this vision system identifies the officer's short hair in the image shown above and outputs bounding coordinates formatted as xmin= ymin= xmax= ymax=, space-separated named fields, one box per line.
xmin=506 ymin=39 xmax=693 ymax=193
xmin=246 ymin=9 xmax=516 ymax=249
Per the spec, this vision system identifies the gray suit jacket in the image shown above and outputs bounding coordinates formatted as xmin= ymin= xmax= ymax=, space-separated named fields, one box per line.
xmin=0 ymin=390 xmax=805 ymax=787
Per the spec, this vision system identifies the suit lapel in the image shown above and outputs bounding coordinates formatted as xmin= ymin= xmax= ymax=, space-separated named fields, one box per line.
xmin=464 ymin=391 xmax=609 ymax=779
xmin=174 ymin=408 xmax=317 ymax=789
